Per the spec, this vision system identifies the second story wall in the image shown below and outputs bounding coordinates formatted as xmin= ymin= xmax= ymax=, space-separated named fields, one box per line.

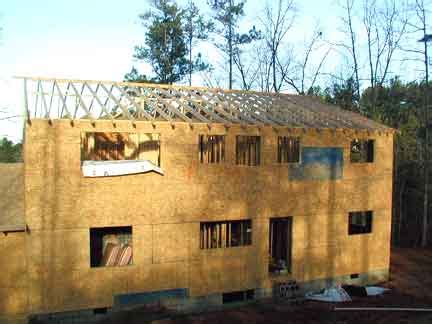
xmin=24 ymin=119 xmax=393 ymax=230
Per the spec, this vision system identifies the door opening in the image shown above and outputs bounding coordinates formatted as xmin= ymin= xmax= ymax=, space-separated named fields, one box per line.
xmin=269 ymin=217 xmax=292 ymax=275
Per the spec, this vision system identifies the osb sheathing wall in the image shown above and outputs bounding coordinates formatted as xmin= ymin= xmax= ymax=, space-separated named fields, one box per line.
xmin=21 ymin=119 xmax=393 ymax=315
xmin=0 ymin=163 xmax=24 ymax=227
xmin=0 ymin=163 xmax=27 ymax=322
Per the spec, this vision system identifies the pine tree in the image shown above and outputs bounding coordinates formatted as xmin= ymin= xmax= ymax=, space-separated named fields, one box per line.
xmin=0 ymin=138 xmax=22 ymax=163
xmin=183 ymin=1 xmax=214 ymax=86
xmin=133 ymin=0 xmax=188 ymax=84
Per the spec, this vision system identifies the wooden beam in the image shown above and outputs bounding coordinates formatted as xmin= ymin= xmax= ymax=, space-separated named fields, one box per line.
xmin=53 ymin=81 xmax=73 ymax=120
xmin=187 ymin=94 xmax=230 ymax=124
xmin=70 ymin=82 xmax=95 ymax=121
xmin=15 ymin=76 xmax=395 ymax=132
xmin=23 ymin=79 xmax=30 ymax=123
xmin=83 ymin=82 xmax=115 ymax=122
xmin=157 ymin=88 xmax=211 ymax=123
xmin=138 ymin=96 xmax=173 ymax=123
xmin=114 ymin=84 xmax=154 ymax=121
xmin=99 ymin=83 xmax=134 ymax=121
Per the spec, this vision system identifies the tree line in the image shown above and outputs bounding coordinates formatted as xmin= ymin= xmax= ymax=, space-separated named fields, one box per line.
xmin=124 ymin=0 xmax=432 ymax=248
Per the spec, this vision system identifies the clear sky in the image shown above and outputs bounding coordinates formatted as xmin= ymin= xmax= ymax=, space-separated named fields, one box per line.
xmin=0 ymin=0 xmax=426 ymax=141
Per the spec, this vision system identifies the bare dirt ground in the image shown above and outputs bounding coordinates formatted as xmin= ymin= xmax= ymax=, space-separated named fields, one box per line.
xmin=102 ymin=248 xmax=432 ymax=324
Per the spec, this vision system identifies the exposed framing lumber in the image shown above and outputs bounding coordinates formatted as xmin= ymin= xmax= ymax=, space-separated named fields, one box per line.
xmin=70 ymin=82 xmax=95 ymax=121
xmin=83 ymin=82 xmax=115 ymax=122
xmin=187 ymin=94 xmax=230 ymax=124
xmin=23 ymin=79 xmax=30 ymax=123
xmin=157 ymin=88 xmax=210 ymax=123
xmin=114 ymin=84 xmax=154 ymax=121
xmin=99 ymin=83 xmax=134 ymax=122
xmin=16 ymin=76 xmax=393 ymax=131
xmin=53 ymin=81 xmax=73 ymax=121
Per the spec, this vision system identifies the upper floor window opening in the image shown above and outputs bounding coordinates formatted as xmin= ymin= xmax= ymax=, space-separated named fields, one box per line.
xmin=81 ymin=132 xmax=160 ymax=166
xmin=350 ymin=139 xmax=374 ymax=163
xmin=199 ymin=135 xmax=226 ymax=164
xmin=277 ymin=136 xmax=300 ymax=163
xmin=236 ymin=136 xmax=261 ymax=166
xmin=348 ymin=211 xmax=373 ymax=235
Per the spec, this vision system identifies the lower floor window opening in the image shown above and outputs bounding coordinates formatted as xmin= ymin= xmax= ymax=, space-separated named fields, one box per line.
xmin=269 ymin=217 xmax=292 ymax=275
xmin=200 ymin=219 xmax=252 ymax=249
xmin=348 ymin=211 xmax=373 ymax=235
xmin=90 ymin=226 xmax=133 ymax=267
xmin=222 ymin=289 xmax=255 ymax=304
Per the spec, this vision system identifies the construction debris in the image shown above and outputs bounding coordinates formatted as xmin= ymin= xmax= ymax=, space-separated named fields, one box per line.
xmin=306 ymin=286 xmax=352 ymax=302
xmin=306 ymin=285 xmax=389 ymax=303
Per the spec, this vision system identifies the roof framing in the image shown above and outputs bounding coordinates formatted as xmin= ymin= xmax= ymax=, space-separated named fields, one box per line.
xmin=17 ymin=76 xmax=391 ymax=131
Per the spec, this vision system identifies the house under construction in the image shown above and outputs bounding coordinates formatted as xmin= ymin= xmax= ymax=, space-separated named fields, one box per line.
xmin=0 ymin=77 xmax=394 ymax=323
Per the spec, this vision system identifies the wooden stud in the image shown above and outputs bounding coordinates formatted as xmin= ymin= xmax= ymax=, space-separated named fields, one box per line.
xmin=23 ymin=78 xmax=31 ymax=123
xmin=38 ymin=81 xmax=50 ymax=118
xmin=100 ymin=83 xmax=134 ymax=122
xmin=70 ymin=82 xmax=95 ymax=121
xmin=115 ymin=85 xmax=154 ymax=121
xmin=53 ymin=81 xmax=73 ymax=121
xmin=84 ymin=82 xmax=115 ymax=123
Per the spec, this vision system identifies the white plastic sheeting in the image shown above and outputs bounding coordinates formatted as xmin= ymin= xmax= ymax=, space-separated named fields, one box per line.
xmin=82 ymin=160 xmax=164 ymax=177
xmin=306 ymin=285 xmax=389 ymax=302
xmin=306 ymin=287 xmax=352 ymax=302
xmin=365 ymin=287 xmax=390 ymax=296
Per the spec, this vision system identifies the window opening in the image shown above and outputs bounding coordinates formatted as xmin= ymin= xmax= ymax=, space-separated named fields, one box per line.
xmin=350 ymin=139 xmax=374 ymax=163
xmin=236 ymin=136 xmax=261 ymax=166
xmin=199 ymin=135 xmax=225 ymax=163
xmin=277 ymin=136 xmax=300 ymax=163
xmin=269 ymin=217 xmax=292 ymax=275
xmin=200 ymin=220 xmax=252 ymax=249
xmin=90 ymin=226 xmax=133 ymax=267
xmin=82 ymin=132 xmax=160 ymax=166
xmin=348 ymin=211 xmax=373 ymax=235
xmin=222 ymin=289 xmax=255 ymax=304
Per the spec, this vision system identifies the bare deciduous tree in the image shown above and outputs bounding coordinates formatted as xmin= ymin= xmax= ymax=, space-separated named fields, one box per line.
xmin=233 ymin=46 xmax=260 ymax=90
xmin=256 ymin=42 xmax=273 ymax=92
xmin=363 ymin=0 xmax=408 ymax=88
xmin=338 ymin=0 xmax=361 ymax=100
xmin=282 ymin=27 xmax=332 ymax=95
xmin=260 ymin=0 xmax=296 ymax=92
xmin=411 ymin=0 xmax=430 ymax=247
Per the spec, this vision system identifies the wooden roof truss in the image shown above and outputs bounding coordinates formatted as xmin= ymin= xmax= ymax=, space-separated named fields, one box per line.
xmin=19 ymin=77 xmax=390 ymax=131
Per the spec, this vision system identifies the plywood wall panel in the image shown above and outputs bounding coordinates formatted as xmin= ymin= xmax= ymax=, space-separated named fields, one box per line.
xmin=18 ymin=120 xmax=394 ymax=314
